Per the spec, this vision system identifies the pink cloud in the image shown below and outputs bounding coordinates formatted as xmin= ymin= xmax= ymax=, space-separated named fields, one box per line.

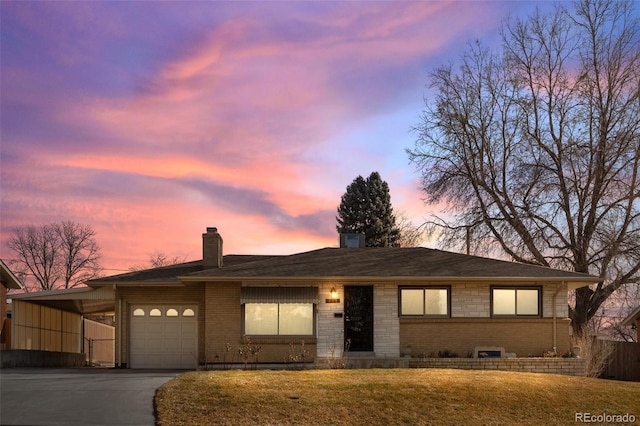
xmin=1 ymin=0 xmax=518 ymax=275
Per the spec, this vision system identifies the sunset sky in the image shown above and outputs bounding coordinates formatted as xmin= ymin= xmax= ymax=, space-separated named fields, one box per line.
xmin=1 ymin=1 xmax=550 ymax=273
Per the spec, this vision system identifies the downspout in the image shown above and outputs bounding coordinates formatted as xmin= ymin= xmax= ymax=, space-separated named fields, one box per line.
xmin=115 ymin=284 xmax=121 ymax=368
xmin=552 ymin=283 xmax=563 ymax=356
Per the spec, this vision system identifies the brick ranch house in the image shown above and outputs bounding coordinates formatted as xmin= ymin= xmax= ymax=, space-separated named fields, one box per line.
xmin=84 ymin=227 xmax=600 ymax=369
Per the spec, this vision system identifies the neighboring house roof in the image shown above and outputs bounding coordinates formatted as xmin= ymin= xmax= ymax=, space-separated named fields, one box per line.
xmin=1 ymin=259 xmax=24 ymax=290
xmin=621 ymin=306 xmax=640 ymax=327
xmin=88 ymin=247 xmax=599 ymax=290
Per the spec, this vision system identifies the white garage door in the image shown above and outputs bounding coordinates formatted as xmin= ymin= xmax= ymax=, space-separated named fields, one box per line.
xmin=129 ymin=305 xmax=197 ymax=369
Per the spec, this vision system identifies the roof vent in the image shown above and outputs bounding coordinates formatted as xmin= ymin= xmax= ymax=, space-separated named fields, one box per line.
xmin=340 ymin=233 xmax=365 ymax=248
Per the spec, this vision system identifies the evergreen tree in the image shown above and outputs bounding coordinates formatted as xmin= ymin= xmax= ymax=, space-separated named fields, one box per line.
xmin=336 ymin=172 xmax=400 ymax=247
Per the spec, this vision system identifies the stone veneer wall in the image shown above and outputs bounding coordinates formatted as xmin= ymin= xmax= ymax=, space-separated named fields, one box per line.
xmin=409 ymin=357 xmax=585 ymax=376
xmin=316 ymin=282 xmax=345 ymax=358
xmin=317 ymin=282 xmax=401 ymax=358
xmin=450 ymin=282 xmax=568 ymax=318
xmin=373 ymin=282 xmax=400 ymax=357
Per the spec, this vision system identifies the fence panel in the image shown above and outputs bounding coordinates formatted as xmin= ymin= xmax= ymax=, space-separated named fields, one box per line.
xmin=83 ymin=318 xmax=115 ymax=366
xmin=601 ymin=341 xmax=640 ymax=382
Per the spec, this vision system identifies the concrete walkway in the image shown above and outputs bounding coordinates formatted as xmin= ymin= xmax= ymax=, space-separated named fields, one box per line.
xmin=0 ymin=368 xmax=183 ymax=426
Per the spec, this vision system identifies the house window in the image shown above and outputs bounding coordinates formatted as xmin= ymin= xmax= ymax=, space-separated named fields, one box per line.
xmin=132 ymin=308 xmax=145 ymax=317
xmin=183 ymin=308 xmax=195 ymax=317
xmin=149 ymin=308 xmax=162 ymax=317
xmin=244 ymin=303 xmax=314 ymax=336
xmin=166 ymin=308 xmax=179 ymax=317
xmin=399 ymin=287 xmax=449 ymax=317
xmin=492 ymin=287 xmax=541 ymax=316
xmin=241 ymin=287 xmax=318 ymax=337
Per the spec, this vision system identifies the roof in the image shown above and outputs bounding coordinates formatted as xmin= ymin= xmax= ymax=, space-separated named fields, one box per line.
xmin=10 ymin=286 xmax=115 ymax=314
xmin=622 ymin=306 xmax=640 ymax=327
xmin=87 ymin=247 xmax=599 ymax=289
xmin=1 ymin=259 xmax=24 ymax=290
xmin=87 ymin=255 xmax=282 ymax=285
xmin=181 ymin=248 xmax=599 ymax=289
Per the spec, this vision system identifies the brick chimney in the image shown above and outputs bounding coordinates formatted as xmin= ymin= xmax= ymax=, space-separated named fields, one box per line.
xmin=202 ymin=227 xmax=223 ymax=268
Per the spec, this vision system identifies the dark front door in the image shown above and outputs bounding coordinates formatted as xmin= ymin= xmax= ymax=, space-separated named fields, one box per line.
xmin=344 ymin=286 xmax=374 ymax=352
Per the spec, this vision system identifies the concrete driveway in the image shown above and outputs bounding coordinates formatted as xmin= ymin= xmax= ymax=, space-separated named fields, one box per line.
xmin=0 ymin=368 xmax=183 ymax=426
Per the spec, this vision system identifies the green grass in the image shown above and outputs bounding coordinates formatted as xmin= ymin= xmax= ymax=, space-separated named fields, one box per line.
xmin=155 ymin=369 xmax=640 ymax=425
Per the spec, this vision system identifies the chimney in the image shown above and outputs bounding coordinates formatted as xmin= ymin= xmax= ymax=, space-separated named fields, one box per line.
xmin=202 ymin=227 xmax=223 ymax=268
xmin=340 ymin=233 xmax=365 ymax=248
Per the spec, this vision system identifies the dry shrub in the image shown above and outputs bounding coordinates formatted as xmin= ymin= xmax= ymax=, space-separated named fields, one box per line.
xmin=572 ymin=333 xmax=614 ymax=378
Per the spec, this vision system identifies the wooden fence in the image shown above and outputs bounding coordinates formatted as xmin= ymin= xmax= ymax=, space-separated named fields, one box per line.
xmin=601 ymin=341 xmax=640 ymax=382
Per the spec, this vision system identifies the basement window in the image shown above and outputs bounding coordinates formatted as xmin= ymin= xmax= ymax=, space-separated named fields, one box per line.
xmin=491 ymin=287 xmax=541 ymax=317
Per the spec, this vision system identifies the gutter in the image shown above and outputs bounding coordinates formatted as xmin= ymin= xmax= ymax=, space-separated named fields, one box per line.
xmin=177 ymin=275 xmax=599 ymax=286
xmin=115 ymin=284 xmax=122 ymax=368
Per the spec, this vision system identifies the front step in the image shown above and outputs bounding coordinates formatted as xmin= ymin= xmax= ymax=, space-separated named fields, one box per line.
xmin=346 ymin=351 xmax=376 ymax=358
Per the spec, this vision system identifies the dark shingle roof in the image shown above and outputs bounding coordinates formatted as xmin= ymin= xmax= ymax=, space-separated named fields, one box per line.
xmin=183 ymin=247 xmax=598 ymax=282
xmin=87 ymin=255 xmax=282 ymax=284
xmin=88 ymin=248 xmax=599 ymax=287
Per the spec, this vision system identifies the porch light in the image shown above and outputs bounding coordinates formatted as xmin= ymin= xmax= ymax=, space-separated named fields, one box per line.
xmin=330 ymin=287 xmax=338 ymax=299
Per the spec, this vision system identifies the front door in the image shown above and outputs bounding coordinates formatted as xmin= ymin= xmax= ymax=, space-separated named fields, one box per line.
xmin=344 ymin=286 xmax=374 ymax=352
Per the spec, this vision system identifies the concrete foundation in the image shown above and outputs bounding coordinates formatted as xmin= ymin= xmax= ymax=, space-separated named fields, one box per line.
xmin=1 ymin=349 xmax=86 ymax=368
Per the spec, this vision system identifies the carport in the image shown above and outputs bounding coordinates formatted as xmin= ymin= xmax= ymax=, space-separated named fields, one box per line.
xmin=5 ymin=287 xmax=115 ymax=367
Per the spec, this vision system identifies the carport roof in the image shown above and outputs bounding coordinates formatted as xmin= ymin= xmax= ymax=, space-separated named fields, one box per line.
xmin=10 ymin=286 xmax=115 ymax=314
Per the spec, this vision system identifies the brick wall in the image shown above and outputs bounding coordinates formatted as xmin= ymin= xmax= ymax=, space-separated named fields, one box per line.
xmin=409 ymin=357 xmax=585 ymax=376
xmin=204 ymin=282 xmax=241 ymax=363
xmin=204 ymin=282 xmax=318 ymax=364
xmin=117 ymin=286 xmax=205 ymax=366
xmin=400 ymin=318 xmax=572 ymax=358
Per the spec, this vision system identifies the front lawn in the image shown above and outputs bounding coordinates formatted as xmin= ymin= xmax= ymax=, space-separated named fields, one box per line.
xmin=155 ymin=369 xmax=640 ymax=425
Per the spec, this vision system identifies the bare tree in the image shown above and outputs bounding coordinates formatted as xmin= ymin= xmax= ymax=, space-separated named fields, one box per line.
xmin=55 ymin=221 xmax=101 ymax=288
xmin=7 ymin=221 xmax=102 ymax=291
xmin=129 ymin=250 xmax=189 ymax=271
xmin=395 ymin=211 xmax=425 ymax=247
xmin=408 ymin=0 xmax=640 ymax=334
